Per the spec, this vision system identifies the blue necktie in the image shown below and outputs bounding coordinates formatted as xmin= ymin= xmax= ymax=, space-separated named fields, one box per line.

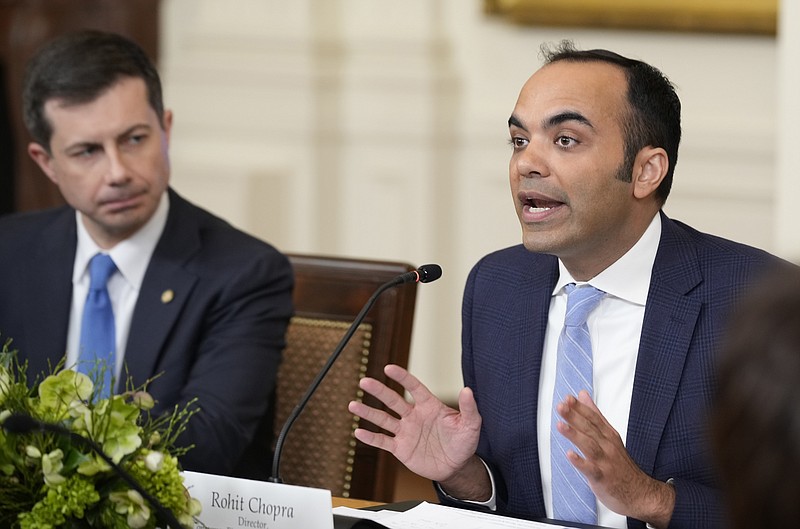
xmin=79 ymin=253 xmax=117 ymax=399
xmin=551 ymin=283 xmax=605 ymax=524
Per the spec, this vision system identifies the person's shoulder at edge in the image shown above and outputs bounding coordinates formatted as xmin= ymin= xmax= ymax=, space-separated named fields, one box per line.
xmin=0 ymin=205 xmax=75 ymax=253
xmin=0 ymin=204 xmax=72 ymax=230
xmin=164 ymin=188 xmax=293 ymax=281
xmin=166 ymin=189 xmax=288 ymax=254
xmin=662 ymin=214 xmax=784 ymax=267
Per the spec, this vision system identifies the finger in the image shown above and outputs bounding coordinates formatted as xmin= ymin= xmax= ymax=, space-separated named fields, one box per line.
xmin=558 ymin=395 xmax=622 ymax=466
xmin=576 ymin=390 xmax=614 ymax=431
xmin=353 ymin=427 xmax=397 ymax=454
xmin=557 ymin=393 xmax=603 ymax=436
xmin=577 ymin=390 xmax=600 ymax=412
xmin=456 ymin=387 xmax=482 ymax=428
xmin=555 ymin=394 xmax=580 ymax=426
xmin=567 ymin=436 xmax=616 ymax=486
xmin=565 ymin=447 xmax=600 ymax=481
xmin=348 ymin=400 xmax=401 ymax=435
xmin=384 ymin=364 xmax=437 ymax=407
xmin=555 ymin=398 xmax=602 ymax=457
xmin=572 ymin=391 xmax=617 ymax=441
xmin=358 ymin=376 xmax=413 ymax=417
xmin=556 ymin=423 xmax=602 ymax=482
xmin=555 ymin=416 xmax=582 ymax=447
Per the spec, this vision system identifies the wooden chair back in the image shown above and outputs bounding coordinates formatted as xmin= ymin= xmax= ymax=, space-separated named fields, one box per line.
xmin=274 ymin=253 xmax=418 ymax=501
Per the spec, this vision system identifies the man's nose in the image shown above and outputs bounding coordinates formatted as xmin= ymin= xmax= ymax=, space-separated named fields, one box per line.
xmin=105 ymin=147 xmax=131 ymax=184
xmin=515 ymin=141 xmax=550 ymax=179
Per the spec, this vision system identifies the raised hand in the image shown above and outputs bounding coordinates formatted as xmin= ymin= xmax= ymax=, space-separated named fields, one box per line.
xmin=555 ymin=391 xmax=675 ymax=528
xmin=348 ymin=364 xmax=483 ymax=484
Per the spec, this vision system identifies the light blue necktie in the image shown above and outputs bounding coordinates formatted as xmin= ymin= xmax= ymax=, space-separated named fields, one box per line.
xmin=79 ymin=253 xmax=117 ymax=399
xmin=551 ymin=283 xmax=605 ymax=524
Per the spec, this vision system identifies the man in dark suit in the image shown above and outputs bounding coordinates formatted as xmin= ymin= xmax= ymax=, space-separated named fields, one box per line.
xmin=0 ymin=30 xmax=293 ymax=480
xmin=348 ymin=42 xmax=779 ymax=528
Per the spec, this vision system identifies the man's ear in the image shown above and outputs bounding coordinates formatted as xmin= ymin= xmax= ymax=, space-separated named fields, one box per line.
xmin=27 ymin=142 xmax=59 ymax=185
xmin=632 ymin=146 xmax=668 ymax=200
xmin=162 ymin=108 xmax=173 ymax=140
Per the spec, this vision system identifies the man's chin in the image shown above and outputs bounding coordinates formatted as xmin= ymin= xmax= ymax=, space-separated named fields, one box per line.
xmin=94 ymin=214 xmax=149 ymax=243
xmin=521 ymin=232 xmax=563 ymax=257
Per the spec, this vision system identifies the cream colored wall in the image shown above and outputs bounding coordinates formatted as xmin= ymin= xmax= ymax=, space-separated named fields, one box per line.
xmin=160 ymin=0 xmax=792 ymax=401
xmin=776 ymin=0 xmax=800 ymax=260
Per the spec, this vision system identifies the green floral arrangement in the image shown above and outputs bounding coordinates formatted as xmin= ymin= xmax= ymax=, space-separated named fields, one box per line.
xmin=0 ymin=344 xmax=202 ymax=528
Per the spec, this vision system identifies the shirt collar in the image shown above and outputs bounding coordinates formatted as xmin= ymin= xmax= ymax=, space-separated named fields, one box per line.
xmin=553 ymin=213 xmax=662 ymax=306
xmin=73 ymin=191 xmax=170 ymax=289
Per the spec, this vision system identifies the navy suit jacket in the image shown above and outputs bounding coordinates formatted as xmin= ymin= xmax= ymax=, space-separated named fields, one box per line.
xmin=0 ymin=189 xmax=293 ymax=480
xmin=458 ymin=213 xmax=778 ymax=529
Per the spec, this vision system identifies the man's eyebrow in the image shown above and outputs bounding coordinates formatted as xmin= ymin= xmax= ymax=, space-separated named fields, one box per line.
xmin=508 ymin=111 xmax=594 ymax=132
xmin=62 ymin=123 xmax=152 ymax=153
xmin=62 ymin=140 xmax=99 ymax=154
xmin=508 ymin=114 xmax=526 ymax=130
xmin=544 ymin=111 xmax=593 ymax=129
xmin=118 ymin=123 xmax=152 ymax=137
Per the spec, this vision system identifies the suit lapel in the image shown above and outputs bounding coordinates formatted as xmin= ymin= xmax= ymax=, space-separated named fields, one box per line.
xmin=515 ymin=253 xmax=558 ymax=514
xmin=626 ymin=213 xmax=703 ymax=474
xmin=25 ymin=209 xmax=76 ymax=377
xmin=124 ymin=192 xmax=200 ymax=387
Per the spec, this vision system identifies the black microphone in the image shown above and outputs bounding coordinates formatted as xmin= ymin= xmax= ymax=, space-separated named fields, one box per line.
xmin=269 ymin=263 xmax=442 ymax=484
xmin=2 ymin=413 xmax=185 ymax=529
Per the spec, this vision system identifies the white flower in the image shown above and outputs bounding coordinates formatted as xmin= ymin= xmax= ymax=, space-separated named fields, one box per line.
xmin=42 ymin=449 xmax=65 ymax=486
xmin=111 ymin=489 xmax=151 ymax=529
xmin=144 ymin=450 xmax=164 ymax=472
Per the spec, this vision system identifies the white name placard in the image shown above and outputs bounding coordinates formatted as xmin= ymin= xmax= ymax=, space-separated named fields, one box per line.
xmin=182 ymin=471 xmax=333 ymax=529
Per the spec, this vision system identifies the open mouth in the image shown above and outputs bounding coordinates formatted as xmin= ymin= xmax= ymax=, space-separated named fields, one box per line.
xmin=523 ymin=196 xmax=564 ymax=213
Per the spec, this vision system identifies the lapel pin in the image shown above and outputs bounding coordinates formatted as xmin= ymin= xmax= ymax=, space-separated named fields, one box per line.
xmin=161 ymin=289 xmax=174 ymax=304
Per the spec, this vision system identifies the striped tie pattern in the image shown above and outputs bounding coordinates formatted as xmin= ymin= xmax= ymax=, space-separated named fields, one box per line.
xmin=78 ymin=253 xmax=117 ymax=399
xmin=551 ymin=283 xmax=605 ymax=524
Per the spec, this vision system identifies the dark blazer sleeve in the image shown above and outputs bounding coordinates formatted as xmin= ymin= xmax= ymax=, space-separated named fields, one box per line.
xmin=439 ymin=246 xmax=556 ymax=518
xmin=124 ymin=191 xmax=293 ymax=479
xmin=176 ymin=245 xmax=292 ymax=479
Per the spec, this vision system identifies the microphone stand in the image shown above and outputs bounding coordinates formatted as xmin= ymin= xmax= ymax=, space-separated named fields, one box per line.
xmin=269 ymin=264 xmax=441 ymax=484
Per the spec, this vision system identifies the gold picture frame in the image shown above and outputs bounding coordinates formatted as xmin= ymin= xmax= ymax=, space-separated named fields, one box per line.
xmin=485 ymin=0 xmax=778 ymax=36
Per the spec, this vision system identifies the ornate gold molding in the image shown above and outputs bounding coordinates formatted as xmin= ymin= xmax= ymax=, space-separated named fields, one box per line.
xmin=484 ymin=0 xmax=778 ymax=36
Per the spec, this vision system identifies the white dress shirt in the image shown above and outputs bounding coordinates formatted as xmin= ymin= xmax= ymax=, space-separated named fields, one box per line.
xmin=538 ymin=213 xmax=661 ymax=528
xmin=66 ymin=192 xmax=169 ymax=382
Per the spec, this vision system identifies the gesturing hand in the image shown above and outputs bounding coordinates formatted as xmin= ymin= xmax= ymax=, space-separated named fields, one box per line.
xmin=348 ymin=364 xmax=482 ymax=484
xmin=556 ymin=391 xmax=675 ymax=528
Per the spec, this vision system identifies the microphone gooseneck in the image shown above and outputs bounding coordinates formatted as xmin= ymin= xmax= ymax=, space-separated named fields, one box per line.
xmin=269 ymin=263 xmax=442 ymax=484
xmin=1 ymin=413 xmax=40 ymax=435
xmin=2 ymin=413 xmax=186 ymax=529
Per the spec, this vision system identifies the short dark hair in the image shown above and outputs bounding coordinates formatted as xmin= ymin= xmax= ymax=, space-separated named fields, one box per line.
xmin=23 ymin=30 xmax=165 ymax=151
xmin=711 ymin=263 xmax=800 ymax=529
xmin=541 ymin=40 xmax=681 ymax=205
